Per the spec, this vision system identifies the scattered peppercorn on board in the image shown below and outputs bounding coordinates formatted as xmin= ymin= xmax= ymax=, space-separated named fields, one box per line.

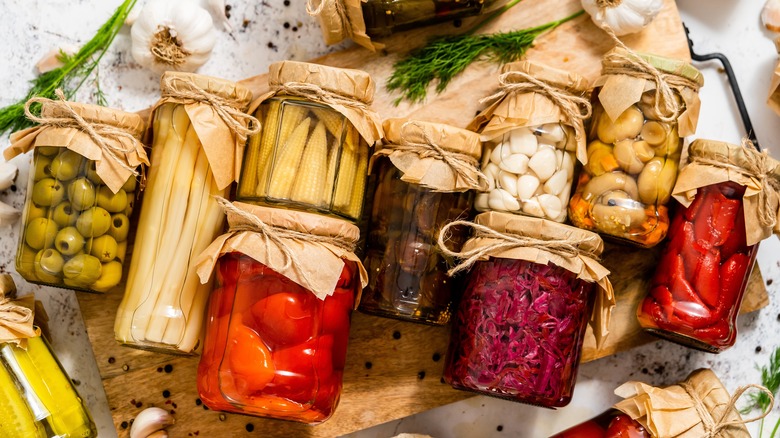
xmin=76 ymin=0 xmax=770 ymax=436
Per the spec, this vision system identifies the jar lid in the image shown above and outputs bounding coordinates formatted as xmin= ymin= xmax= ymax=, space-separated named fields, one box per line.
xmin=233 ymin=202 xmax=360 ymax=243
xmin=269 ymin=61 xmax=375 ymax=105
xmin=41 ymin=101 xmax=145 ymax=139
xmin=160 ymin=71 xmax=253 ymax=110
xmin=474 ymin=211 xmax=604 ymax=256
xmin=501 ymin=60 xmax=589 ymax=93
xmin=687 ymin=139 xmax=780 ymax=173
xmin=606 ymin=47 xmax=704 ymax=86
xmin=382 ymin=118 xmax=482 ymax=160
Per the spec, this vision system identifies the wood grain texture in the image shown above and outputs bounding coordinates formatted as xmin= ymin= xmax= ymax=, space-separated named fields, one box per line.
xmin=77 ymin=0 xmax=769 ymax=436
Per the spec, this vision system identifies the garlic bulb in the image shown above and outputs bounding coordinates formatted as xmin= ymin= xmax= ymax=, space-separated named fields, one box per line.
xmin=581 ymin=0 xmax=664 ymax=36
xmin=131 ymin=0 xmax=217 ymax=75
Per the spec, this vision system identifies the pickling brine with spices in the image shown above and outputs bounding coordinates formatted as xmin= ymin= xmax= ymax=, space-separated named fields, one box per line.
xmin=439 ymin=212 xmax=614 ymax=408
xmin=6 ymin=96 xmax=147 ymax=294
xmin=568 ymin=48 xmax=703 ymax=247
xmin=195 ymin=201 xmax=366 ymax=423
xmin=468 ymin=61 xmax=591 ymax=223
xmin=237 ymin=61 xmax=382 ymax=223
xmin=360 ymin=119 xmax=482 ymax=325
xmin=638 ymin=140 xmax=780 ymax=352
xmin=115 ymin=72 xmax=257 ymax=355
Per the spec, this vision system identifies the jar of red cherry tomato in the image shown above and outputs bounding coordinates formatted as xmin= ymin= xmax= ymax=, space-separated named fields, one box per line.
xmin=438 ymin=212 xmax=614 ymax=408
xmin=195 ymin=200 xmax=366 ymax=423
xmin=638 ymin=140 xmax=780 ymax=352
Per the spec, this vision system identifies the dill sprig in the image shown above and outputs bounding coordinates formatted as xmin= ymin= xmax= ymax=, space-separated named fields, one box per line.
xmin=386 ymin=8 xmax=585 ymax=104
xmin=0 ymin=0 xmax=137 ymax=136
xmin=742 ymin=346 xmax=780 ymax=437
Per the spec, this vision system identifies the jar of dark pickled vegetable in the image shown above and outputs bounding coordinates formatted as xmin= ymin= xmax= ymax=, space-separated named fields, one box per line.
xmin=307 ymin=0 xmax=510 ymax=50
xmin=439 ymin=212 xmax=614 ymax=408
xmin=550 ymin=410 xmax=649 ymax=438
xmin=6 ymin=97 xmax=147 ymax=294
xmin=638 ymin=140 xmax=780 ymax=353
xmin=568 ymin=48 xmax=703 ymax=248
xmin=360 ymin=118 xmax=484 ymax=325
xmin=238 ymin=61 xmax=382 ymax=223
xmin=196 ymin=201 xmax=366 ymax=424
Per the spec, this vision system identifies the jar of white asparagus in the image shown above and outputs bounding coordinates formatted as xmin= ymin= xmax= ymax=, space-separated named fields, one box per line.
xmin=468 ymin=61 xmax=591 ymax=223
xmin=114 ymin=72 xmax=256 ymax=355
xmin=237 ymin=61 xmax=383 ymax=223
xmin=5 ymin=95 xmax=147 ymax=294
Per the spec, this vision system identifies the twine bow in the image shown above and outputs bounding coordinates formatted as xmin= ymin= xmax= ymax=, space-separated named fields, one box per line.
xmin=161 ymin=75 xmax=260 ymax=146
xmin=437 ymin=220 xmax=602 ymax=276
xmin=24 ymin=89 xmax=142 ymax=176
xmin=306 ymin=0 xmax=354 ymax=40
xmin=690 ymin=139 xmax=780 ymax=229
xmin=679 ymin=381 xmax=774 ymax=437
xmin=480 ymin=70 xmax=592 ymax=147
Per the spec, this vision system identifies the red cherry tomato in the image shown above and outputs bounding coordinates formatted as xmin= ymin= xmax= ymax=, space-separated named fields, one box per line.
xmin=227 ymin=325 xmax=275 ymax=395
xmin=605 ymin=414 xmax=649 ymax=438
xmin=216 ymin=253 xmax=241 ymax=289
xmin=550 ymin=419 xmax=606 ymax=437
xmin=250 ymin=291 xmax=316 ymax=348
xmin=266 ymin=337 xmax=334 ymax=403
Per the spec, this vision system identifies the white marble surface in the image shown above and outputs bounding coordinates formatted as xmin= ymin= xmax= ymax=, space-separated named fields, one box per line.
xmin=0 ymin=0 xmax=778 ymax=437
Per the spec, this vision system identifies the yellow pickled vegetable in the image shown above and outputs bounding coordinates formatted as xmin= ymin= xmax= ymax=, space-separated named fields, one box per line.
xmin=0 ymin=356 xmax=46 ymax=438
xmin=322 ymin=137 xmax=340 ymax=206
xmin=333 ymin=127 xmax=361 ymax=215
xmin=311 ymin=107 xmax=345 ymax=139
xmin=256 ymin=102 xmax=309 ymax=196
xmin=290 ymin=122 xmax=329 ymax=206
xmin=267 ymin=117 xmax=312 ymax=199
xmin=348 ymin=139 xmax=369 ymax=219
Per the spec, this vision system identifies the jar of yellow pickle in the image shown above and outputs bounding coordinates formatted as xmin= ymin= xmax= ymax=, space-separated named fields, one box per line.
xmin=6 ymin=95 xmax=147 ymax=294
xmin=237 ymin=61 xmax=383 ymax=223
xmin=568 ymin=48 xmax=703 ymax=248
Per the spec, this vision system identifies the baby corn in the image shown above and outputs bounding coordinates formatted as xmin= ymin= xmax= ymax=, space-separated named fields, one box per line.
xmin=290 ymin=121 xmax=328 ymax=206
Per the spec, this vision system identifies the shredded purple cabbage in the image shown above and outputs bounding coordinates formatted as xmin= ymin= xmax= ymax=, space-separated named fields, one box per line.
xmin=445 ymin=258 xmax=595 ymax=408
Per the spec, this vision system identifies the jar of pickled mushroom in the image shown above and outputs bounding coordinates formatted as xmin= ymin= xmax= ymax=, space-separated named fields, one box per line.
xmin=360 ymin=118 xmax=483 ymax=325
xmin=439 ymin=212 xmax=614 ymax=408
xmin=638 ymin=140 xmax=780 ymax=352
xmin=568 ymin=47 xmax=703 ymax=247
xmin=468 ymin=61 xmax=591 ymax=223
xmin=115 ymin=72 xmax=257 ymax=355
xmin=553 ymin=369 xmax=760 ymax=437
xmin=6 ymin=94 xmax=147 ymax=293
xmin=307 ymin=0 xmax=510 ymax=50
xmin=195 ymin=200 xmax=366 ymax=424
xmin=238 ymin=61 xmax=382 ymax=223
xmin=0 ymin=274 xmax=96 ymax=438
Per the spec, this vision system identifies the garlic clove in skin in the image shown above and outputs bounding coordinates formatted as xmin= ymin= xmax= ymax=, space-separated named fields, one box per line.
xmin=0 ymin=201 xmax=21 ymax=227
xmin=130 ymin=407 xmax=175 ymax=438
xmin=763 ymin=0 xmax=780 ymax=33
xmin=581 ymin=0 xmax=664 ymax=36
xmin=35 ymin=45 xmax=79 ymax=74
xmin=131 ymin=0 xmax=217 ymax=75
xmin=0 ymin=161 xmax=18 ymax=192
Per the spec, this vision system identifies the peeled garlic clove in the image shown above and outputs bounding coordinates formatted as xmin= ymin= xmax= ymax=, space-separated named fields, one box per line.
xmin=517 ymin=174 xmax=540 ymax=200
xmin=130 ymin=407 xmax=175 ymax=438
xmin=484 ymin=165 xmax=497 ymax=191
xmin=562 ymin=151 xmax=575 ymax=177
xmin=640 ymin=121 xmax=667 ymax=146
xmin=554 ymin=148 xmax=564 ymax=168
xmin=498 ymin=170 xmax=519 ymax=197
xmin=597 ymin=106 xmax=644 ymax=144
xmin=763 ymin=0 xmax=780 ymax=32
xmin=538 ymin=194 xmax=563 ymax=219
xmin=0 ymin=201 xmax=21 ymax=227
xmin=488 ymin=188 xmax=520 ymax=211
xmin=474 ymin=193 xmax=490 ymax=211
xmin=498 ymin=153 xmax=530 ymax=174
xmin=528 ymin=147 xmax=557 ymax=181
xmin=538 ymin=123 xmax=565 ymax=144
xmin=558 ymin=183 xmax=572 ymax=207
xmin=522 ymin=197 xmax=545 ymax=217
xmin=490 ymin=143 xmax=511 ymax=165
xmin=509 ymin=128 xmax=538 ymax=156
xmin=0 ymin=162 xmax=18 ymax=191
xmin=544 ymin=169 xmax=569 ymax=196
xmin=614 ymin=139 xmax=645 ymax=174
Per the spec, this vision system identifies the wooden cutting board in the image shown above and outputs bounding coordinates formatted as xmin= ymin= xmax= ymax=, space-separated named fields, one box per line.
xmin=76 ymin=0 xmax=770 ymax=436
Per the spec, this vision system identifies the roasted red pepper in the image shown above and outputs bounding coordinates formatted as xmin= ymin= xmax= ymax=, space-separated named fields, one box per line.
xmin=550 ymin=411 xmax=649 ymax=438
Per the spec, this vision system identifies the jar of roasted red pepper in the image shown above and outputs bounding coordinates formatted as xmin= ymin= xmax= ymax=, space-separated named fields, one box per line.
xmin=195 ymin=200 xmax=366 ymax=423
xmin=638 ymin=139 xmax=780 ymax=352
xmin=551 ymin=410 xmax=649 ymax=437
xmin=360 ymin=118 xmax=483 ymax=325
xmin=568 ymin=48 xmax=703 ymax=247
xmin=439 ymin=212 xmax=614 ymax=408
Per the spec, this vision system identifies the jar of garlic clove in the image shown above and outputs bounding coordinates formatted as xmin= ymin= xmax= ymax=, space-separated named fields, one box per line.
xmin=568 ymin=48 xmax=703 ymax=248
xmin=468 ymin=61 xmax=591 ymax=223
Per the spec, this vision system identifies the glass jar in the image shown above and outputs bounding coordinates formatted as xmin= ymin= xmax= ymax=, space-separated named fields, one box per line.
xmin=361 ymin=0 xmax=510 ymax=37
xmin=471 ymin=61 xmax=589 ymax=223
xmin=568 ymin=49 xmax=702 ymax=247
xmin=237 ymin=61 xmax=381 ymax=223
xmin=115 ymin=72 xmax=253 ymax=354
xmin=550 ymin=410 xmax=649 ymax=437
xmin=10 ymin=102 xmax=145 ymax=293
xmin=0 ymin=336 xmax=97 ymax=437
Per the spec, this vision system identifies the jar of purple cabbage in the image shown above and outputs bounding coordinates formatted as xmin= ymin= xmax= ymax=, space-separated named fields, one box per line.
xmin=438 ymin=212 xmax=614 ymax=408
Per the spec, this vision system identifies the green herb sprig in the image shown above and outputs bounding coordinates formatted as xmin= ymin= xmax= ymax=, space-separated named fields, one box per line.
xmin=742 ymin=346 xmax=780 ymax=437
xmin=0 ymin=0 xmax=137 ymax=136
xmin=386 ymin=5 xmax=585 ymax=104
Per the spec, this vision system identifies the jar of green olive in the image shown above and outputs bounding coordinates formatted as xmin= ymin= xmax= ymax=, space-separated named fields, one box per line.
xmin=6 ymin=98 xmax=147 ymax=293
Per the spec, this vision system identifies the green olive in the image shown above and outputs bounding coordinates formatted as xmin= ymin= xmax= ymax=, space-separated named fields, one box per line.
xmin=62 ymin=254 xmax=102 ymax=285
xmin=96 ymin=187 xmax=128 ymax=213
xmin=91 ymin=261 xmax=123 ymax=292
xmin=54 ymin=226 xmax=85 ymax=256
xmin=33 ymin=257 xmax=61 ymax=283
xmin=52 ymin=202 xmax=78 ymax=227
xmin=31 ymin=178 xmax=65 ymax=207
xmin=25 ymin=204 xmax=48 ymax=223
xmin=87 ymin=235 xmax=117 ymax=263
xmin=36 ymin=248 xmax=64 ymax=276
xmin=124 ymin=198 xmax=134 ymax=217
xmin=16 ymin=245 xmax=38 ymax=279
xmin=121 ymin=177 xmax=137 ymax=192
xmin=50 ymin=150 xmax=85 ymax=181
xmin=33 ymin=155 xmax=53 ymax=181
xmin=85 ymin=161 xmax=102 ymax=185
xmin=67 ymin=177 xmax=96 ymax=211
xmin=24 ymin=217 xmax=58 ymax=250
xmin=37 ymin=146 xmax=60 ymax=157
xmin=76 ymin=207 xmax=111 ymax=237
xmin=116 ymin=240 xmax=127 ymax=263
xmin=108 ymin=214 xmax=130 ymax=242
